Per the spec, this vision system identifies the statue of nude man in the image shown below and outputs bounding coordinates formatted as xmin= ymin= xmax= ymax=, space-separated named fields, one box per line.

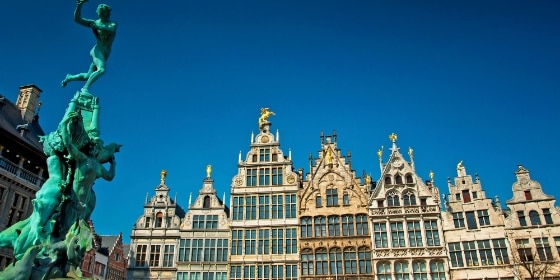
xmin=62 ymin=0 xmax=117 ymax=93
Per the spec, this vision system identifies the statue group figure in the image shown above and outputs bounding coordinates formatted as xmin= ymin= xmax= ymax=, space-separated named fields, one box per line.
xmin=0 ymin=1 xmax=120 ymax=278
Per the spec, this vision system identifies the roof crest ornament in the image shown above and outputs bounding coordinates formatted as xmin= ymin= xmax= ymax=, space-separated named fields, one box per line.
xmin=161 ymin=169 xmax=167 ymax=184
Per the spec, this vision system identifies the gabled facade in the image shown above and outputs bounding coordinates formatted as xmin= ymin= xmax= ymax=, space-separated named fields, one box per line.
xmin=299 ymin=131 xmax=374 ymax=280
xmin=441 ymin=162 xmax=513 ymax=279
xmin=176 ymin=166 xmax=230 ymax=280
xmin=505 ymin=165 xmax=560 ymax=279
xmin=229 ymin=111 xmax=300 ymax=280
xmin=368 ymin=134 xmax=447 ymax=280
xmin=128 ymin=170 xmax=185 ymax=280
xmin=0 ymin=85 xmax=48 ymax=268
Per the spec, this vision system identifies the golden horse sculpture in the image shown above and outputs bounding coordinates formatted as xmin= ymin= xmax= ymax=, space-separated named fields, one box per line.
xmin=258 ymin=107 xmax=275 ymax=128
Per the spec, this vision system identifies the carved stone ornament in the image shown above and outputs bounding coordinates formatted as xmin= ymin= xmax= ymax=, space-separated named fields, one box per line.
xmin=261 ymin=135 xmax=269 ymax=143
xmin=234 ymin=176 xmax=243 ymax=186
xmin=286 ymin=174 xmax=296 ymax=184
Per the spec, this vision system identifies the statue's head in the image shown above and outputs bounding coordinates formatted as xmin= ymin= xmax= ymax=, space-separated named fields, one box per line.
xmin=96 ymin=4 xmax=111 ymax=20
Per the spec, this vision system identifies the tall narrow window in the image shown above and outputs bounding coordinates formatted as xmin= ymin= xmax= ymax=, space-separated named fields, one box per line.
xmin=135 ymin=245 xmax=147 ymax=267
xmin=394 ymin=262 xmax=408 ymax=279
xmin=358 ymin=247 xmax=372 ymax=274
xmin=535 ymin=237 xmax=553 ymax=261
xmin=245 ymin=196 xmax=257 ymax=220
xmin=247 ymin=169 xmax=257 ymax=186
xmin=155 ymin=212 xmax=163 ymax=228
xmin=462 ymin=190 xmax=471 ymax=203
xmin=286 ymin=228 xmax=297 ymax=254
xmin=524 ymin=190 xmax=532 ymax=200
xmin=272 ymin=229 xmax=284 ymax=254
xmin=233 ymin=197 xmax=244 ymax=220
xmin=391 ymin=222 xmax=405 ymax=247
xmin=203 ymin=195 xmax=211 ymax=209
xmin=316 ymin=195 xmax=322 ymax=208
xmin=315 ymin=249 xmax=328 ymax=275
xmin=430 ymin=261 xmax=445 ymax=280
xmin=301 ymin=249 xmax=314 ymax=275
xmin=328 ymin=216 xmax=340 ymax=236
xmin=412 ymin=261 xmax=427 ymax=279
xmin=245 ymin=230 xmax=256 ymax=255
xmin=373 ymin=222 xmax=388 ymax=248
xmin=452 ymin=212 xmax=465 ymax=228
xmin=272 ymin=194 xmax=283 ymax=219
xmin=259 ymin=195 xmax=270 ymax=219
xmin=285 ymin=194 xmax=296 ymax=218
xmin=315 ymin=216 xmax=326 ymax=237
xmin=407 ymin=221 xmax=423 ymax=247
xmin=301 ymin=217 xmax=312 ymax=238
xmin=477 ymin=209 xmax=490 ymax=226
xmin=259 ymin=168 xmax=271 ymax=185
xmin=516 ymin=239 xmax=533 ymax=262
xmin=518 ymin=211 xmax=527 ymax=227
xmin=356 ymin=214 xmax=369 ymax=235
xmin=193 ymin=215 xmax=204 ymax=229
xmin=149 ymin=245 xmax=161 ymax=266
xmin=529 ymin=210 xmax=541 ymax=226
xmin=425 ymin=220 xmax=440 ymax=246
xmin=329 ymin=248 xmax=342 ymax=275
xmin=463 ymin=241 xmax=479 ymax=266
xmin=343 ymin=248 xmax=358 ymax=274
xmin=403 ymin=192 xmax=416 ymax=206
xmin=272 ymin=167 xmax=283 ymax=185
xmin=343 ymin=193 xmax=349 ymax=205
xmin=543 ymin=208 xmax=553 ymax=224
xmin=231 ymin=231 xmax=242 ymax=255
xmin=478 ymin=240 xmax=493 ymax=265
xmin=377 ymin=262 xmax=391 ymax=280
xmin=449 ymin=242 xmax=464 ymax=267
xmin=342 ymin=215 xmax=354 ymax=236
xmin=465 ymin=211 xmax=477 ymax=229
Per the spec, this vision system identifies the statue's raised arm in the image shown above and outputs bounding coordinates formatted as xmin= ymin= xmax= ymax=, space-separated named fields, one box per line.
xmin=62 ymin=0 xmax=117 ymax=94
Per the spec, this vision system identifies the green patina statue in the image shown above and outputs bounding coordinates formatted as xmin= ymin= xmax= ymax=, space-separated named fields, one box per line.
xmin=62 ymin=0 xmax=117 ymax=94
xmin=0 ymin=1 xmax=120 ymax=278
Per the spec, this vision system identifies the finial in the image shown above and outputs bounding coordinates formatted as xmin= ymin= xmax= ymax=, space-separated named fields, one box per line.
xmin=408 ymin=147 xmax=414 ymax=157
xmin=389 ymin=133 xmax=398 ymax=143
xmin=429 ymin=170 xmax=434 ymax=182
xmin=377 ymin=145 xmax=383 ymax=160
xmin=206 ymin=165 xmax=212 ymax=178
xmin=238 ymin=151 xmax=242 ymax=162
xmin=161 ymin=169 xmax=167 ymax=184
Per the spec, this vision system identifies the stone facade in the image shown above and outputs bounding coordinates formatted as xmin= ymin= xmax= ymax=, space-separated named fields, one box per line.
xmin=176 ymin=171 xmax=230 ymax=280
xmin=128 ymin=171 xmax=185 ymax=280
xmin=369 ymin=136 xmax=448 ymax=280
xmin=299 ymin=132 xmax=374 ymax=280
xmin=228 ymin=121 xmax=300 ymax=280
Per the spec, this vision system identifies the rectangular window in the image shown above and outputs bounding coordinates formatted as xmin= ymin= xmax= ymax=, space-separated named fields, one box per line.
xmin=244 ymin=266 xmax=256 ymax=279
xmin=259 ymin=168 xmax=271 ymax=185
xmin=316 ymin=196 xmax=322 ymax=207
xmin=259 ymin=195 xmax=270 ymax=219
xmin=178 ymin=239 xmax=190 ymax=262
xmin=472 ymin=191 xmax=478 ymax=199
xmin=271 ymin=265 xmax=283 ymax=279
xmin=516 ymin=239 xmax=532 ymax=262
xmin=272 ymin=195 xmax=283 ymax=219
xmin=246 ymin=168 xmax=257 ymax=186
xmin=455 ymin=193 xmax=461 ymax=201
xmin=342 ymin=215 xmax=355 ymax=236
xmin=272 ymin=228 xmax=284 ymax=254
xmin=232 ymin=230 xmax=242 ymax=255
xmin=285 ymin=194 xmax=296 ymax=218
xmin=216 ymin=239 xmax=228 ymax=262
xmin=258 ymin=229 xmax=270 ymax=254
xmin=463 ymin=241 xmax=478 ymax=266
xmin=449 ymin=242 xmax=464 ymax=267
xmin=191 ymin=239 xmax=203 ymax=261
xmin=462 ymin=190 xmax=471 ymax=203
xmin=259 ymin=148 xmax=270 ymax=162
xmin=149 ymin=245 xmax=161 ymax=266
xmin=245 ymin=230 xmax=256 ymax=255
xmin=285 ymin=265 xmax=297 ymax=279
xmin=301 ymin=217 xmax=312 ymax=238
xmin=326 ymin=189 xmax=338 ymax=206
xmin=272 ymin=167 xmax=282 ymax=185
xmin=391 ymin=222 xmax=406 ymax=247
xmin=328 ymin=216 xmax=340 ymax=237
xmin=257 ymin=265 xmax=270 ymax=279
xmin=452 ymin=212 xmax=465 ymax=228
xmin=162 ymin=245 xmax=174 ymax=267
xmin=535 ymin=237 xmax=553 ymax=261
xmin=466 ymin=211 xmax=478 ymax=229
xmin=286 ymin=228 xmax=297 ymax=254
xmin=478 ymin=240 xmax=493 ymax=265
xmin=524 ymin=190 xmax=532 ymax=200
xmin=204 ymin=239 xmax=216 ymax=261
xmin=232 ymin=197 xmax=244 ymax=220
xmin=356 ymin=214 xmax=369 ymax=235
xmin=543 ymin=208 xmax=553 ymax=225
xmin=135 ymin=244 xmax=147 ymax=267
xmin=373 ymin=222 xmax=388 ymax=248
xmin=343 ymin=193 xmax=349 ymax=205
xmin=230 ymin=266 xmax=242 ymax=279
xmin=425 ymin=220 xmax=440 ymax=246
xmin=518 ymin=211 xmax=527 ymax=227
xmin=407 ymin=221 xmax=422 ymax=247
xmin=145 ymin=217 xmax=150 ymax=228
xmin=245 ymin=196 xmax=256 ymax=220
xmin=492 ymin=239 xmax=510 ymax=264
xmin=477 ymin=209 xmax=490 ymax=226
xmin=205 ymin=215 xmax=218 ymax=229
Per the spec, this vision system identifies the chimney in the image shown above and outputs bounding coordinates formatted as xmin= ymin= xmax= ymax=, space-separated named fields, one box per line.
xmin=15 ymin=84 xmax=42 ymax=123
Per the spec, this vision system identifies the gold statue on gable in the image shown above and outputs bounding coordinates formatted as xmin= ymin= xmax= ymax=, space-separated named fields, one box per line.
xmin=258 ymin=107 xmax=275 ymax=128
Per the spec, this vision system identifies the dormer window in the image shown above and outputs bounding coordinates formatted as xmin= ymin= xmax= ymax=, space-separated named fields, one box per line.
xmin=203 ymin=195 xmax=211 ymax=209
xmin=155 ymin=212 xmax=163 ymax=228
xmin=395 ymin=175 xmax=403 ymax=184
xmin=405 ymin=174 xmax=413 ymax=184
xmin=384 ymin=176 xmax=392 ymax=185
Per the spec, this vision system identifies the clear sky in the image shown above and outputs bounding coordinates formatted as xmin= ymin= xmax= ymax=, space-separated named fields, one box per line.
xmin=1 ymin=1 xmax=559 ymax=243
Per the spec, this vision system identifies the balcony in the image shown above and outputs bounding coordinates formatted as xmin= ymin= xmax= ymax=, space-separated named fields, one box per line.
xmin=0 ymin=157 xmax=44 ymax=187
xmin=369 ymin=205 xmax=438 ymax=216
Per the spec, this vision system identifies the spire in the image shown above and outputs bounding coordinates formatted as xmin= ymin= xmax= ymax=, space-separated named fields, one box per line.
xmin=222 ymin=192 xmax=226 ymax=206
xmin=251 ymin=131 xmax=254 ymax=143
xmin=288 ymin=148 xmax=292 ymax=160
xmin=377 ymin=145 xmax=384 ymax=173
xmin=238 ymin=151 xmax=242 ymax=162
xmin=276 ymin=129 xmax=279 ymax=142
xmin=188 ymin=192 xmax=192 ymax=208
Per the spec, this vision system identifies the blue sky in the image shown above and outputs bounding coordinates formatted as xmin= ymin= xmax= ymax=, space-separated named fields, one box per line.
xmin=1 ymin=1 xmax=559 ymax=243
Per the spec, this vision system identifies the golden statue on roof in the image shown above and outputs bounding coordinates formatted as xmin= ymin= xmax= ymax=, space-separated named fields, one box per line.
xmin=377 ymin=146 xmax=383 ymax=159
xmin=389 ymin=133 xmax=398 ymax=143
xmin=161 ymin=169 xmax=167 ymax=183
xmin=457 ymin=160 xmax=464 ymax=170
xmin=258 ymin=107 xmax=275 ymax=128
xmin=206 ymin=165 xmax=212 ymax=178
xmin=429 ymin=170 xmax=434 ymax=181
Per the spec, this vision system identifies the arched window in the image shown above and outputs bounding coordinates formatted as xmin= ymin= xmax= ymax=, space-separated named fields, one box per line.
xmin=430 ymin=260 xmax=445 ymax=280
xmin=387 ymin=194 xmax=400 ymax=207
xmin=329 ymin=248 xmax=342 ymax=275
xmin=529 ymin=210 xmax=541 ymax=226
xmin=155 ymin=212 xmax=163 ymax=228
xmin=403 ymin=192 xmax=416 ymax=206
xmin=358 ymin=247 xmax=372 ymax=274
xmin=301 ymin=217 xmax=313 ymax=238
xmin=413 ymin=261 xmax=427 ymax=279
xmin=301 ymin=249 xmax=314 ymax=275
xmin=314 ymin=216 xmax=326 ymax=237
xmin=315 ymin=249 xmax=328 ymax=275
xmin=344 ymin=247 xmax=358 ymax=274
xmin=203 ymin=195 xmax=211 ymax=209
xmin=384 ymin=176 xmax=392 ymax=184
xmin=405 ymin=174 xmax=414 ymax=184
xmin=395 ymin=175 xmax=403 ymax=184
xmin=394 ymin=262 xmax=409 ymax=279
xmin=377 ymin=262 xmax=391 ymax=280
xmin=342 ymin=215 xmax=354 ymax=236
